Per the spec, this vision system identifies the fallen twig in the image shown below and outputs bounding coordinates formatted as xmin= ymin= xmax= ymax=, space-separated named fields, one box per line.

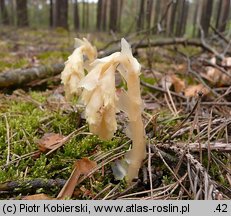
xmin=0 ymin=63 xmax=64 ymax=88
xmin=176 ymin=142 xmax=231 ymax=152
xmin=0 ymin=178 xmax=66 ymax=193
xmin=160 ymin=144 xmax=230 ymax=199
xmin=0 ymin=37 xmax=223 ymax=88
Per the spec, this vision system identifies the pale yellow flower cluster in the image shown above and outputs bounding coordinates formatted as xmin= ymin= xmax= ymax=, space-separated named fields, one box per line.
xmin=78 ymin=56 xmax=119 ymax=140
xmin=61 ymin=38 xmax=145 ymax=183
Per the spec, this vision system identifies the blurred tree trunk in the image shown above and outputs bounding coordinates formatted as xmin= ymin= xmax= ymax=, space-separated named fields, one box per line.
xmin=200 ymin=0 xmax=213 ymax=37
xmin=146 ymin=0 xmax=153 ymax=30
xmin=166 ymin=1 xmax=177 ymax=36
xmin=74 ymin=0 xmax=79 ymax=30
xmin=82 ymin=0 xmax=86 ymax=30
xmin=49 ymin=0 xmax=53 ymax=27
xmin=102 ymin=0 xmax=108 ymax=31
xmin=54 ymin=0 xmax=68 ymax=29
xmin=86 ymin=1 xmax=89 ymax=30
xmin=137 ymin=0 xmax=146 ymax=31
xmin=153 ymin=0 xmax=160 ymax=33
xmin=109 ymin=0 xmax=118 ymax=32
xmin=97 ymin=0 xmax=102 ymax=30
xmin=181 ymin=0 xmax=189 ymax=36
xmin=0 ymin=0 xmax=10 ymax=25
xmin=16 ymin=0 xmax=28 ymax=27
xmin=175 ymin=0 xmax=188 ymax=37
xmin=192 ymin=0 xmax=199 ymax=37
xmin=216 ymin=0 xmax=230 ymax=32
xmin=117 ymin=0 xmax=123 ymax=32
xmin=8 ymin=0 xmax=15 ymax=25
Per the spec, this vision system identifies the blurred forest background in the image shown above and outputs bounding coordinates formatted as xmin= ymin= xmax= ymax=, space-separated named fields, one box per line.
xmin=0 ymin=0 xmax=230 ymax=37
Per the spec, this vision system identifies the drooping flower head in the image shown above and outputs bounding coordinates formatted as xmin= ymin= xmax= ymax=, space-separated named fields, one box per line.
xmin=61 ymin=38 xmax=97 ymax=99
xmin=78 ymin=53 xmax=120 ymax=140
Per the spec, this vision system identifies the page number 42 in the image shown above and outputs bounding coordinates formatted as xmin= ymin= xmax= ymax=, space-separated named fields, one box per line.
xmin=215 ymin=204 xmax=228 ymax=213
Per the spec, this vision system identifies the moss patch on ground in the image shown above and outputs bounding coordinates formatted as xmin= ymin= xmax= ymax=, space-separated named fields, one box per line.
xmin=0 ymin=90 xmax=124 ymax=198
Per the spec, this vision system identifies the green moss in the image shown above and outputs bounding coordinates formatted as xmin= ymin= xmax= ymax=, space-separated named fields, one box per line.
xmin=38 ymin=51 xmax=69 ymax=61
xmin=49 ymin=112 xmax=77 ymax=134
xmin=152 ymin=53 xmax=166 ymax=63
xmin=37 ymin=50 xmax=69 ymax=65
xmin=0 ymin=58 xmax=28 ymax=72
xmin=29 ymin=155 xmax=48 ymax=178
xmin=140 ymin=74 xmax=157 ymax=85
xmin=54 ymin=27 xmax=69 ymax=35
xmin=0 ymin=166 xmax=19 ymax=182
xmin=0 ymin=89 xmax=124 ymax=190
xmin=177 ymin=45 xmax=201 ymax=57
xmin=162 ymin=175 xmax=174 ymax=185
xmin=203 ymin=153 xmax=230 ymax=188
xmin=29 ymin=91 xmax=47 ymax=103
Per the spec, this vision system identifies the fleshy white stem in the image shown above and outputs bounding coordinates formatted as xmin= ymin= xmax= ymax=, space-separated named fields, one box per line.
xmin=125 ymin=66 xmax=146 ymax=183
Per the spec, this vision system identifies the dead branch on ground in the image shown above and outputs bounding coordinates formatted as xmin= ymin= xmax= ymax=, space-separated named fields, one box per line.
xmin=0 ymin=37 xmax=222 ymax=88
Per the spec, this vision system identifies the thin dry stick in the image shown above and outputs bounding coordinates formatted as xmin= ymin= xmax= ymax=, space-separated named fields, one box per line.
xmin=164 ymin=93 xmax=175 ymax=115
xmin=204 ymin=172 xmax=209 ymax=200
xmin=13 ymin=90 xmax=45 ymax=111
xmin=118 ymin=183 xmax=176 ymax=199
xmin=215 ymin=86 xmax=231 ymax=101
xmin=166 ymin=85 xmax=178 ymax=116
xmin=200 ymin=120 xmax=231 ymax=141
xmin=225 ymin=122 xmax=229 ymax=144
xmin=93 ymin=140 xmax=130 ymax=162
xmin=4 ymin=114 xmax=10 ymax=165
xmin=145 ymin=174 xmax=188 ymax=200
xmin=144 ymin=113 xmax=158 ymax=129
xmin=21 ymin=128 xmax=32 ymax=147
xmin=209 ymin=24 xmax=229 ymax=44
xmin=148 ymin=141 xmax=153 ymax=198
xmin=199 ymin=24 xmax=224 ymax=60
xmin=169 ymin=145 xmax=227 ymax=199
xmin=193 ymin=166 xmax=200 ymax=198
xmin=102 ymin=183 xmax=121 ymax=200
xmin=222 ymin=38 xmax=231 ymax=56
xmin=211 ymin=153 xmax=231 ymax=174
xmin=180 ymin=142 xmax=231 ymax=152
xmin=195 ymin=118 xmax=231 ymax=141
xmin=106 ymin=181 xmax=140 ymax=200
xmin=187 ymin=160 xmax=195 ymax=196
xmin=0 ymin=150 xmax=40 ymax=169
xmin=57 ymin=166 xmax=81 ymax=199
xmin=168 ymin=173 xmax=188 ymax=196
xmin=188 ymin=95 xmax=201 ymax=146
xmin=186 ymin=56 xmax=220 ymax=97
xmin=140 ymin=184 xmax=176 ymax=200
xmin=24 ymin=166 xmax=29 ymax=179
xmin=226 ymin=174 xmax=231 ymax=187
xmin=162 ymin=76 xmax=177 ymax=115
xmin=157 ymin=148 xmax=191 ymax=197
xmin=174 ymin=150 xmax=186 ymax=176
xmin=140 ymin=80 xmax=186 ymax=99
xmin=163 ymin=95 xmax=202 ymax=142
xmin=195 ymin=186 xmax=202 ymax=200
xmin=195 ymin=98 xmax=202 ymax=163
xmin=207 ymin=108 xmax=213 ymax=171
